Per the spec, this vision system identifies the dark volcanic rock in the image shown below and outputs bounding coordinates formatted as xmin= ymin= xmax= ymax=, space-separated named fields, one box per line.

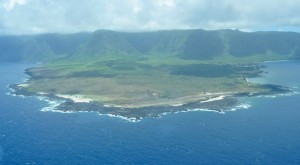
xmin=54 ymin=96 xmax=240 ymax=121
xmin=8 ymin=80 xmax=292 ymax=121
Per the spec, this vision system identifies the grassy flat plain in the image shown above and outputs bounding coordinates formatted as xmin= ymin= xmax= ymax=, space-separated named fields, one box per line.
xmin=21 ymin=55 xmax=280 ymax=108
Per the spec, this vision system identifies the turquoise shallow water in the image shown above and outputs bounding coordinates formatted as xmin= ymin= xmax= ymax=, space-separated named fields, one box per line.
xmin=0 ymin=61 xmax=300 ymax=164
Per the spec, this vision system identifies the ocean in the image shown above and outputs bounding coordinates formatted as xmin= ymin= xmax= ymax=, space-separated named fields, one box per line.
xmin=0 ymin=61 xmax=299 ymax=164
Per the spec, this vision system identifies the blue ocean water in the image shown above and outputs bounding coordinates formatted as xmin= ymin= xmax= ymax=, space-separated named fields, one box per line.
xmin=0 ymin=61 xmax=300 ymax=164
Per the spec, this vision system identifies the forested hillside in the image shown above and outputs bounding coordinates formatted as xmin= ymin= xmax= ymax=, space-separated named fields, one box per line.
xmin=1 ymin=29 xmax=300 ymax=62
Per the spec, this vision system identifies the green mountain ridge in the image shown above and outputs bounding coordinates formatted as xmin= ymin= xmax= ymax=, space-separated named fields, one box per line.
xmin=8 ymin=29 xmax=296 ymax=114
xmin=1 ymin=29 xmax=300 ymax=62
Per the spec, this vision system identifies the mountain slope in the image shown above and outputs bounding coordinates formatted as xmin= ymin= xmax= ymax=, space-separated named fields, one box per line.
xmin=0 ymin=33 xmax=90 ymax=62
xmin=1 ymin=29 xmax=300 ymax=62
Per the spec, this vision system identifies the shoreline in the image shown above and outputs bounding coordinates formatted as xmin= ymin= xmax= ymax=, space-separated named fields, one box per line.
xmin=7 ymin=83 xmax=240 ymax=121
xmin=6 ymin=63 xmax=293 ymax=122
xmin=8 ymin=84 xmax=296 ymax=122
xmin=55 ymin=94 xmax=93 ymax=103
xmin=7 ymin=83 xmax=293 ymax=122
xmin=263 ymin=60 xmax=292 ymax=64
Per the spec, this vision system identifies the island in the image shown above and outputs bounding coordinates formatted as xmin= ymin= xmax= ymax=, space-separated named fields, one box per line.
xmin=5 ymin=29 xmax=297 ymax=121
xmin=9 ymin=56 xmax=291 ymax=121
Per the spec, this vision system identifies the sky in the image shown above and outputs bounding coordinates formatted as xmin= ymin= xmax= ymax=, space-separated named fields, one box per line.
xmin=1 ymin=0 xmax=300 ymax=35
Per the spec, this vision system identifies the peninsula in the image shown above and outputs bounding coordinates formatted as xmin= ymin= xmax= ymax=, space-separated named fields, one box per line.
xmin=5 ymin=29 xmax=297 ymax=121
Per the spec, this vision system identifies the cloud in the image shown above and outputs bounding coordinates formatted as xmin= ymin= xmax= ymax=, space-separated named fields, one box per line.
xmin=3 ymin=0 xmax=27 ymax=11
xmin=157 ymin=0 xmax=175 ymax=7
xmin=0 ymin=0 xmax=300 ymax=34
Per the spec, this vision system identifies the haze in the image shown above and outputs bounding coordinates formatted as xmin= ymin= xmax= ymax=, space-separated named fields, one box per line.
xmin=1 ymin=0 xmax=300 ymax=35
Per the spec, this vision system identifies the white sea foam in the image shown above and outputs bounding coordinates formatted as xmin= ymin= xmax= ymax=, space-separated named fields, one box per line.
xmin=158 ymin=108 xmax=226 ymax=119
xmin=6 ymin=85 xmax=16 ymax=96
xmin=186 ymin=108 xmax=225 ymax=114
xmin=168 ymin=101 xmax=252 ymax=117
xmin=256 ymin=91 xmax=299 ymax=99
xmin=38 ymin=99 xmax=92 ymax=114
xmin=6 ymin=92 xmax=15 ymax=96
xmin=6 ymin=90 xmax=27 ymax=99
xmin=228 ymin=103 xmax=251 ymax=112
xmin=185 ymin=102 xmax=251 ymax=114
xmin=6 ymin=85 xmax=15 ymax=91
xmin=293 ymin=91 xmax=300 ymax=95
xmin=98 ymin=113 xmax=141 ymax=122
xmin=41 ymin=108 xmax=75 ymax=114
xmin=261 ymin=95 xmax=277 ymax=98
xmin=263 ymin=60 xmax=291 ymax=64
xmin=39 ymin=97 xmax=64 ymax=112
xmin=8 ymin=89 xmax=139 ymax=121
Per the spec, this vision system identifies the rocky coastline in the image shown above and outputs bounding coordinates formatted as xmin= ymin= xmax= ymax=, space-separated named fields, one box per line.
xmin=8 ymin=82 xmax=291 ymax=121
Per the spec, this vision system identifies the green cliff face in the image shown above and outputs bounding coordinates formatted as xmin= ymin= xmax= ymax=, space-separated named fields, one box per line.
xmin=1 ymin=29 xmax=300 ymax=63
xmin=8 ymin=29 xmax=295 ymax=111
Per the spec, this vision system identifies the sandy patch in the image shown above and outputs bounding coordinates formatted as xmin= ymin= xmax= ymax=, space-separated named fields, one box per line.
xmin=200 ymin=95 xmax=226 ymax=103
xmin=17 ymin=83 xmax=29 ymax=87
xmin=56 ymin=94 xmax=93 ymax=103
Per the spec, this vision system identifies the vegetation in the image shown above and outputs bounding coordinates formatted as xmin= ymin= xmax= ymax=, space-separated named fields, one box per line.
xmin=21 ymin=55 xmax=272 ymax=108
xmin=1 ymin=29 xmax=300 ymax=63
xmin=3 ymin=29 xmax=297 ymax=108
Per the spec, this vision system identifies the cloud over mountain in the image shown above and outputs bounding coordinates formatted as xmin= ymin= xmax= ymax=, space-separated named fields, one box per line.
xmin=1 ymin=0 xmax=300 ymax=34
